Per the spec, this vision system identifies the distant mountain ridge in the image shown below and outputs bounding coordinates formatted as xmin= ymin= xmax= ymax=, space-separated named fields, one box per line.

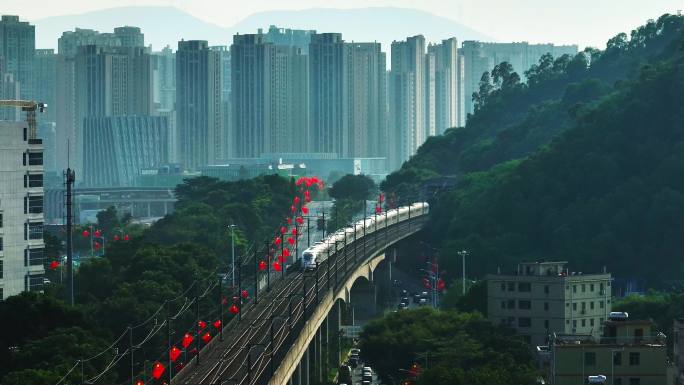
xmin=33 ymin=6 xmax=493 ymax=52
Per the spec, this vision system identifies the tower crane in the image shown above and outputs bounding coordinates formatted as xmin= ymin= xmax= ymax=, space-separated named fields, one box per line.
xmin=0 ymin=100 xmax=47 ymax=139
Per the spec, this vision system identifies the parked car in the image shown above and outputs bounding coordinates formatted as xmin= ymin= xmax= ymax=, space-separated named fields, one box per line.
xmin=419 ymin=298 xmax=428 ymax=305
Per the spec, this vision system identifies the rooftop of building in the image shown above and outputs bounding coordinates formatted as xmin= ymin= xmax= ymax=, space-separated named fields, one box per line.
xmin=487 ymin=261 xmax=610 ymax=278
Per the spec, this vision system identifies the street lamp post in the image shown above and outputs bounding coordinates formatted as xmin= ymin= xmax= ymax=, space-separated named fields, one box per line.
xmin=228 ymin=224 xmax=237 ymax=288
xmin=458 ymin=250 xmax=468 ymax=295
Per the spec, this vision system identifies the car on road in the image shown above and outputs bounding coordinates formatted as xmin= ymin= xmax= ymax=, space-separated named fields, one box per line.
xmin=397 ymin=302 xmax=408 ymax=310
xmin=401 ymin=289 xmax=408 ymax=297
xmin=419 ymin=298 xmax=428 ymax=306
xmin=421 ymin=291 xmax=429 ymax=298
xmin=350 ymin=348 xmax=360 ymax=356
xmin=361 ymin=381 xmax=371 ymax=385
xmin=413 ymin=293 xmax=421 ymax=303
xmin=362 ymin=374 xmax=372 ymax=383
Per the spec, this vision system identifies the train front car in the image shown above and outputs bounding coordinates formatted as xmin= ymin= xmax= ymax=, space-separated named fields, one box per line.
xmin=302 ymin=247 xmax=318 ymax=271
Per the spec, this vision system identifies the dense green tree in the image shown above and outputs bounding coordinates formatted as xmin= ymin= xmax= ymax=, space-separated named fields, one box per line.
xmin=359 ymin=308 xmax=536 ymax=385
xmin=329 ymin=174 xmax=377 ymax=202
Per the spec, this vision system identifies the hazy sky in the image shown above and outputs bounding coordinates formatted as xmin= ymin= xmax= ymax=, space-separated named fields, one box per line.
xmin=6 ymin=0 xmax=683 ymax=48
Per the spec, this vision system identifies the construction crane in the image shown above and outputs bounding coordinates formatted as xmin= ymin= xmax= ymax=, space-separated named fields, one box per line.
xmin=0 ymin=100 xmax=47 ymax=139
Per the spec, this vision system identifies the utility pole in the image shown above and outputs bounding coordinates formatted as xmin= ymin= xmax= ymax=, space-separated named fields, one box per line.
xmin=65 ymin=168 xmax=75 ymax=305
xmin=229 ymin=224 xmax=236 ymax=288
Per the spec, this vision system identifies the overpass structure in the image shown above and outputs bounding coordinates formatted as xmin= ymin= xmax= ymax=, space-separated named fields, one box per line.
xmin=172 ymin=203 xmax=429 ymax=385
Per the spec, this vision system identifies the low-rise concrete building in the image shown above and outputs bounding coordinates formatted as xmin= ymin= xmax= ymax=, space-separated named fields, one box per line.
xmin=549 ymin=318 xmax=667 ymax=385
xmin=487 ymin=261 xmax=612 ymax=346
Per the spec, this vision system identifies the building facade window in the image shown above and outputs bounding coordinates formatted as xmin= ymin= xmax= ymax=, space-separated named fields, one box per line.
xmin=27 ymin=152 xmax=43 ymax=166
xmin=573 ymin=285 xmax=577 ymax=293
xmin=544 ymin=285 xmax=549 ymax=294
xmin=0 ymin=237 xmax=3 ymax=251
xmin=590 ymin=318 xmax=595 ymax=327
xmin=518 ymin=300 xmax=531 ymax=310
xmin=518 ymin=317 xmax=531 ymax=327
xmin=614 ymin=352 xmax=622 ymax=366
xmin=507 ymin=282 xmax=515 ymax=291
xmin=0 ymin=212 xmax=3 ymax=227
xmin=590 ymin=301 xmax=595 ymax=310
xmin=582 ymin=284 xmax=586 ymax=292
xmin=518 ymin=282 xmax=531 ymax=292
xmin=584 ymin=352 xmax=596 ymax=366
xmin=600 ymin=300 xmax=605 ymax=308
xmin=0 ymin=259 xmax=3 ymax=279
xmin=26 ymin=195 xmax=43 ymax=214
xmin=544 ymin=302 xmax=549 ymax=311
xmin=573 ymin=320 xmax=577 ymax=328
xmin=25 ymin=222 xmax=43 ymax=240
xmin=590 ymin=283 xmax=595 ymax=291
xmin=582 ymin=319 xmax=586 ymax=327
xmin=507 ymin=300 xmax=515 ymax=309
xmin=573 ymin=303 xmax=577 ymax=311
xmin=26 ymin=274 xmax=44 ymax=292
xmin=25 ymin=248 xmax=44 ymax=266
xmin=25 ymin=173 xmax=43 ymax=188
xmin=629 ymin=352 xmax=640 ymax=366
xmin=629 ymin=378 xmax=640 ymax=385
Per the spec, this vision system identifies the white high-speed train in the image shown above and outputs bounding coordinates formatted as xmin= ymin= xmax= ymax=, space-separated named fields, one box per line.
xmin=301 ymin=202 xmax=429 ymax=270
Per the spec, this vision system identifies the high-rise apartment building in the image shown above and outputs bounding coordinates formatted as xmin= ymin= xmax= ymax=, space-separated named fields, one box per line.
xmin=176 ymin=40 xmax=223 ymax=170
xmin=428 ymin=38 xmax=462 ymax=133
xmin=309 ymin=33 xmax=346 ymax=157
xmin=460 ymin=41 xmax=578 ymax=115
xmin=33 ymin=49 xmax=58 ymax=123
xmin=261 ymin=25 xmax=316 ymax=54
xmin=486 ymin=261 xmax=612 ymax=347
xmin=83 ymin=116 xmax=169 ymax=187
xmin=113 ymin=26 xmax=144 ymax=48
xmin=57 ymin=28 xmax=121 ymax=57
xmin=0 ymin=15 xmax=35 ymax=100
xmin=153 ymin=46 xmax=176 ymax=111
xmin=388 ymin=35 xmax=426 ymax=170
xmin=0 ymin=72 xmax=20 ymax=121
xmin=74 ymin=45 xmax=155 ymax=179
xmin=0 ymin=119 xmax=46 ymax=299
xmin=344 ymin=42 xmax=387 ymax=158
xmin=231 ymin=34 xmax=308 ymax=158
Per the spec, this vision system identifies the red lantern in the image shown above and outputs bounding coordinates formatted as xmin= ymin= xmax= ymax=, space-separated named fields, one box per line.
xmin=283 ymin=248 xmax=290 ymax=257
xmin=287 ymin=217 xmax=293 ymax=225
xmin=181 ymin=333 xmax=194 ymax=349
xmin=305 ymin=179 xmax=313 ymax=187
xmin=437 ymin=278 xmax=446 ymax=292
xmin=287 ymin=237 xmax=295 ymax=246
xmin=201 ymin=332 xmax=211 ymax=344
xmin=197 ymin=320 xmax=206 ymax=330
xmin=273 ymin=262 xmax=282 ymax=272
xmin=293 ymin=196 xmax=300 ymax=205
xmin=278 ymin=255 xmax=285 ymax=263
xmin=82 ymin=230 xmax=90 ymax=238
xmin=291 ymin=228 xmax=298 ymax=236
xmin=301 ymin=206 xmax=309 ymax=214
xmin=241 ymin=290 xmax=249 ymax=299
xmin=135 ymin=380 xmax=144 ymax=385
xmin=49 ymin=260 xmax=59 ymax=270
xmin=94 ymin=241 xmax=101 ymax=250
xmin=259 ymin=261 xmax=267 ymax=271
xmin=280 ymin=226 xmax=287 ymax=235
xmin=94 ymin=230 xmax=102 ymax=238
xmin=229 ymin=304 xmax=239 ymax=315
xmin=304 ymin=190 xmax=310 ymax=197
xmin=379 ymin=193 xmax=385 ymax=203
xmin=151 ymin=362 xmax=165 ymax=380
xmin=221 ymin=297 xmax=228 ymax=305
xmin=213 ymin=320 xmax=222 ymax=330
xmin=123 ymin=234 xmax=130 ymax=241
xmin=296 ymin=217 xmax=304 ymax=225
xmin=305 ymin=196 xmax=311 ymax=203
xmin=274 ymin=237 xmax=282 ymax=246
xmin=290 ymin=205 xmax=296 ymax=213
xmin=169 ymin=346 xmax=181 ymax=362
xmin=375 ymin=205 xmax=382 ymax=214
xmin=113 ymin=234 xmax=120 ymax=241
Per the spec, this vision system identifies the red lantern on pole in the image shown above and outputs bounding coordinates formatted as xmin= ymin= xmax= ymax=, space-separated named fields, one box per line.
xmin=113 ymin=234 xmax=120 ymax=241
xmin=273 ymin=262 xmax=282 ymax=272
xmin=151 ymin=362 xmax=165 ymax=380
xmin=437 ymin=278 xmax=446 ymax=292
xmin=287 ymin=217 xmax=293 ymax=225
xmin=379 ymin=193 xmax=385 ymax=203
xmin=181 ymin=333 xmax=194 ymax=349
xmin=291 ymin=228 xmax=298 ymax=236
xmin=287 ymin=237 xmax=295 ymax=246
xmin=375 ymin=205 xmax=382 ymax=214
xmin=301 ymin=206 xmax=309 ymax=214
xmin=213 ymin=320 xmax=222 ymax=330
xmin=135 ymin=380 xmax=144 ymax=385
xmin=277 ymin=255 xmax=285 ymax=263
xmin=94 ymin=241 xmax=101 ymax=250
xmin=259 ymin=261 xmax=267 ymax=271
xmin=82 ymin=230 xmax=90 ymax=238
xmin=201 ymin=332 xmax=211 ymax=344
xmin=283 ymin=248 xmax=290 ymax=257
xmin=49 ymin=260 xmax=59 ymax=270
xmin=293 ymin=196 xmax=300 ymax=205
xmin=304 ymin=189 xmax=310 ymax=197
xmin=123 ymin=234 xmax=130 ymax=241
xmin=305 ymin=196 xmax=311 ymax=203
xmin=94 ymin=230 xmax=102 ymax=238
xmin=296 ymin=217 xmax=304 ymax=225
xmin=197 ymin=320 xmax=206 ymax=330
xmin=229 ymin=304 xmax=239 ymax=315
xmin=169 ymin=346 xmax=181 ymax=362
xmin=274 ymin=237 xmax=282 ymax=246
xmin=290 ymin=205 xmax=296 ymax=213
xmin=241 ymin=290 xmax=249 ymax=299
xmin=280 ymin=226 xmax=287 ymax=235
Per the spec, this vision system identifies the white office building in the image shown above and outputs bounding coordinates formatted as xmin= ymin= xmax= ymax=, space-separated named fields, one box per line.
xmin=0 ymin=120 xmax=45 ymax=300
